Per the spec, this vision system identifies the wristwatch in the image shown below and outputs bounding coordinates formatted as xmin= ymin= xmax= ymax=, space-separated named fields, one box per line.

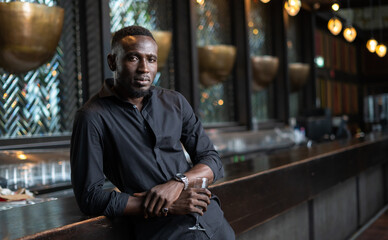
xmin=173 ymin=173 xmax=189 ymax=190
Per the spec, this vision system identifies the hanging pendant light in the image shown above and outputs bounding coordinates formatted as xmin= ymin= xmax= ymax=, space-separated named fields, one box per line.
xmin=328 ymin=17 xmax=342 ymax=35
xmin=332 ymin=3 xmax=340 ymax=11
xmin=343 ymin=26 xmax=357 ymax=42
xmin=260 ymin=0 xmax=271 ymax=3
xmin=366 ymin=38 xmax=378 ymax=53
xmin=376 ymin=44 xmax=387 ymax=57
xmin=342 ymin=0 xmax=356 ymax=42
xmin=375 ymin=0 xmax=386 ymax=57
xmin=284 ymin=0 xmax=301 ymax=16
xmin=366 ymin=0 xmax=377 ymax=53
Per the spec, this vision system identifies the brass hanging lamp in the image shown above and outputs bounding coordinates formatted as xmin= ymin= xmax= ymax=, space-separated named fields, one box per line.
xmin=0 ymin=2 xmax=64 ymax=74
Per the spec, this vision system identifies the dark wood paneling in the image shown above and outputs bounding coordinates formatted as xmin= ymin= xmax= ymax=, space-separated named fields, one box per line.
xmin=357 ymin=209 xmax=388 ymax=240
xmin=100 ymin=0 xmax=113 ymax=80
xmin=79 ymin=0 xmax=105 ymax=101
xmin=272 ymin=0 xmax=289 ymax=123
xmin=301 ymin=9 xmax=317 ymax=111
xmin=173 ymin=0 xmax=199 ymax=111
xmin=212 ymin=163 xmax=310 ymax=234
xmin=211 ymin=135 xmax=388 ymax=235
xmin=231 ymin=0 xmax=251 ymax=128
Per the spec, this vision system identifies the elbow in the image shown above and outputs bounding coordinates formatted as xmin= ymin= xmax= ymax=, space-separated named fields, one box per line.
xmin=74 ymin=190 xmax=105 ymax=216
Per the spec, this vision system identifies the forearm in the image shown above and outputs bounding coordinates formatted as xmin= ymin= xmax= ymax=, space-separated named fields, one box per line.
xmin=184 ymin=163 xmax=214 ymax=185
xmin=123 ymin=196 xmax=145 ymax=215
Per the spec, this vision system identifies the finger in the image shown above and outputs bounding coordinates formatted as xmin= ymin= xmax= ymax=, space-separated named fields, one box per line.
xmin=143 ymin=191 xmax=152 ymax=209
xmin=196 ymin=188 xmax=211 ymax=197
xmin=146 ymin=193 xmax=159 ymax=217
xmin=195 ymin=200 xmax=208 ymax=212
xmin=160 ymin=200 xmax=172 ymax=216
xmin=190 ymin=205 xmax=204 ymax=215
xmin=196 ymin=193 xmax=211 ymax=205
xmin=154 ymin=197 xmax=165 ymax=216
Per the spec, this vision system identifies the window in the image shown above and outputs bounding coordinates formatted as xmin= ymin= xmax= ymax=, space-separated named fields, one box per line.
xmin=247 ymin=0 xmax=276 ymax=124
xmin=195 ymin=0 xmax=236 ymax=125
xmin=0 ymin=0 xmax=82 ymax=138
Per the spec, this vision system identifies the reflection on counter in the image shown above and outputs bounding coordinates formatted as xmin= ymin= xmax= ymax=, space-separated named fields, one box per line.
xmin=0 ymin=149 xmax=70 ymax=191
xmin=207 ymin=128 xmax=300 ymax=158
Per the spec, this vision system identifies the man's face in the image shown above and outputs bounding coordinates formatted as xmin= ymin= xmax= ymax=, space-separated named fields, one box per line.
xmin=110 ymin=35 xmax=158 ymax=98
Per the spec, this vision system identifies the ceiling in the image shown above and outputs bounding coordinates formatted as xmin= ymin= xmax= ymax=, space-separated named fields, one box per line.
xmin=302 ymin=0 xmax=387 ymax=10
xmin=301 ymin=0 xmax=388 ymax=31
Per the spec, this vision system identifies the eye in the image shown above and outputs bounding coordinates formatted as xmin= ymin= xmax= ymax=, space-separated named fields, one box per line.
xmin=127 ymin=55 xmax=138 ymax=62
xmin=149 ymin=57 xmax=157 ymax=63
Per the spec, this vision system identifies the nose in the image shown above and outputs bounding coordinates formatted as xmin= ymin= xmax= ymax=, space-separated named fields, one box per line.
xmin=137 ymin=58 xmax=149 ymax=73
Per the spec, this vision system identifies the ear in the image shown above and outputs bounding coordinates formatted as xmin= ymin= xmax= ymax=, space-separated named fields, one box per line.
xmin=107 ymin=54 xmax=116 ymax=71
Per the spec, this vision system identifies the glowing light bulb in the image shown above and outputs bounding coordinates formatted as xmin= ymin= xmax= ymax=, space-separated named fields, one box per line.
xmin=328 ymin=18 xmax=342 ymax=36
xmin=343 ymin=26 xmax=357 ymax=42
xmin=260 ymin=0 xmax=271 ymax=3
xmin=376 ymin=44 xmax=387 ymax=57
xmin=18 ymin=154 xmax=27 ymax=160
xmin=332 ymin=3 xmax=340 ymax=11
xmin=366 ymin=39 xmax=378 ymax=53
xmin=284 ymin=0 xmax=301 ymax=16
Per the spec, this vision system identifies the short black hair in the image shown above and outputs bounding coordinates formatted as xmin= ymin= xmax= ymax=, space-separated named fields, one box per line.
xmin=111 ymin=25 xmax=155 ymax=49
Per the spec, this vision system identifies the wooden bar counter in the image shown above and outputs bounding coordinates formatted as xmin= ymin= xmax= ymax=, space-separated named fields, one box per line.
xmin=1 ymin=133 xmax=388 ymax=239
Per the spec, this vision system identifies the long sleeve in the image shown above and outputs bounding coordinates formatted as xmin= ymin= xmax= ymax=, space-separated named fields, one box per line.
xmin=179 ymin=94 xmax=224 ymax=182
xmin=70 ymin=110 xmax=129 ymax=217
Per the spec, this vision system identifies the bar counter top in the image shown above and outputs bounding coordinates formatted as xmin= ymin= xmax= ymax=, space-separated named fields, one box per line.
xmin=1 ymin=133 xmax=388 ymax=239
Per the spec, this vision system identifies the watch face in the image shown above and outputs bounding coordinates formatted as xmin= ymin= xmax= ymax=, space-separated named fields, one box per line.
xmin=176 ymin=173 xmax=185 ymax=179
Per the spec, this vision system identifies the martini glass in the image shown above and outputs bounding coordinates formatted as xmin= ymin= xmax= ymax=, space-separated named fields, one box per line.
xmin=188 ymin=177 xmax=208 ymax=231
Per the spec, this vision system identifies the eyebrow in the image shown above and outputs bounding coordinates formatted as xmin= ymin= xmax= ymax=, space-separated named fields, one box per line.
xmin=125 ymin=52 xmax=157 ymax=58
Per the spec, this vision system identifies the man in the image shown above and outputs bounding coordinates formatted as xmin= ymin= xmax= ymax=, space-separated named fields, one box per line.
xmin=70 ymin=25 xmax=235 ymax=239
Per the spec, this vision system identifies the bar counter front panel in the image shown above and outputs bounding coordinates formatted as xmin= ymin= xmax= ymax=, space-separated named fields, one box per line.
xmin=0 ymin=133 xmax=387 ymax=239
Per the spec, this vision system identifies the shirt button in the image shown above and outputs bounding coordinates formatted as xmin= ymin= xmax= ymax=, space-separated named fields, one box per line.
xmin=144 ymin=126 xmax=147 ymax=130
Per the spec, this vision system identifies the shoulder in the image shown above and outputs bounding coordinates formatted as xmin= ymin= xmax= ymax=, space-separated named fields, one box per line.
xmin=151 ymin=86 xmax=188 ymax=106
xmin=75 ymin=94 xmax=108 ymax=125
xmin=152 ymin=86 xmax=184 ymax=99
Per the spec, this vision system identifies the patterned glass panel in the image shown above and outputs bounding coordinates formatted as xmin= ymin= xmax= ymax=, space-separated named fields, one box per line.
xmin=0 ymin=0 xmax=82 ymax=138
xmin=247 ymin=0 xmax=275 ymax=124
xmin=196 ymin=0 xmax=235 ymax=125
xmin=109 ymin=0 xmax=174 ymax=90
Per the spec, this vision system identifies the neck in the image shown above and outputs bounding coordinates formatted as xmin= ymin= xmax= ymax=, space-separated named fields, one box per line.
xmin=111 ymin=85 xmax=146 ymax=111
xmin=128 ymin=97 xmax=144 ymax=111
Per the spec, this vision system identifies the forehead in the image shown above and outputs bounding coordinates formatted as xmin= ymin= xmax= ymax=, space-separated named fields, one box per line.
xmin=119 ymin=35 xmax=157 ymax=55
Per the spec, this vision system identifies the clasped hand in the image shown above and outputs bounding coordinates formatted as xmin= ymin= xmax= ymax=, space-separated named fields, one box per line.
xmin=133 ymin=180 xmax=211 ymax=218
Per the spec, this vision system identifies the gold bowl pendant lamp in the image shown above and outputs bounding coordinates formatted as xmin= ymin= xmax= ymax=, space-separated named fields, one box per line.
xmin=151 ymin=31 xmax=172 ymax=72
xmin=251 ymin=55 xmax=279 ymax=91
xmin=197 ymin=45 xmax=237 ymax=88
xmin=289 ymin=63 xmax=310 ymax=92
xmin=0 ymin=2 xmax=64 ymax=74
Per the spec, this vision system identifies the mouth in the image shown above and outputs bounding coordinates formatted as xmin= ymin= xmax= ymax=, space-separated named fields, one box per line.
xmin=134 ymin=77 xmax=151 ymax=86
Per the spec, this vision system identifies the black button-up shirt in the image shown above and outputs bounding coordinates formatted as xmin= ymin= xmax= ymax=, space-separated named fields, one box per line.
xmin=70 ymin=79 xmax=225 ymax=238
